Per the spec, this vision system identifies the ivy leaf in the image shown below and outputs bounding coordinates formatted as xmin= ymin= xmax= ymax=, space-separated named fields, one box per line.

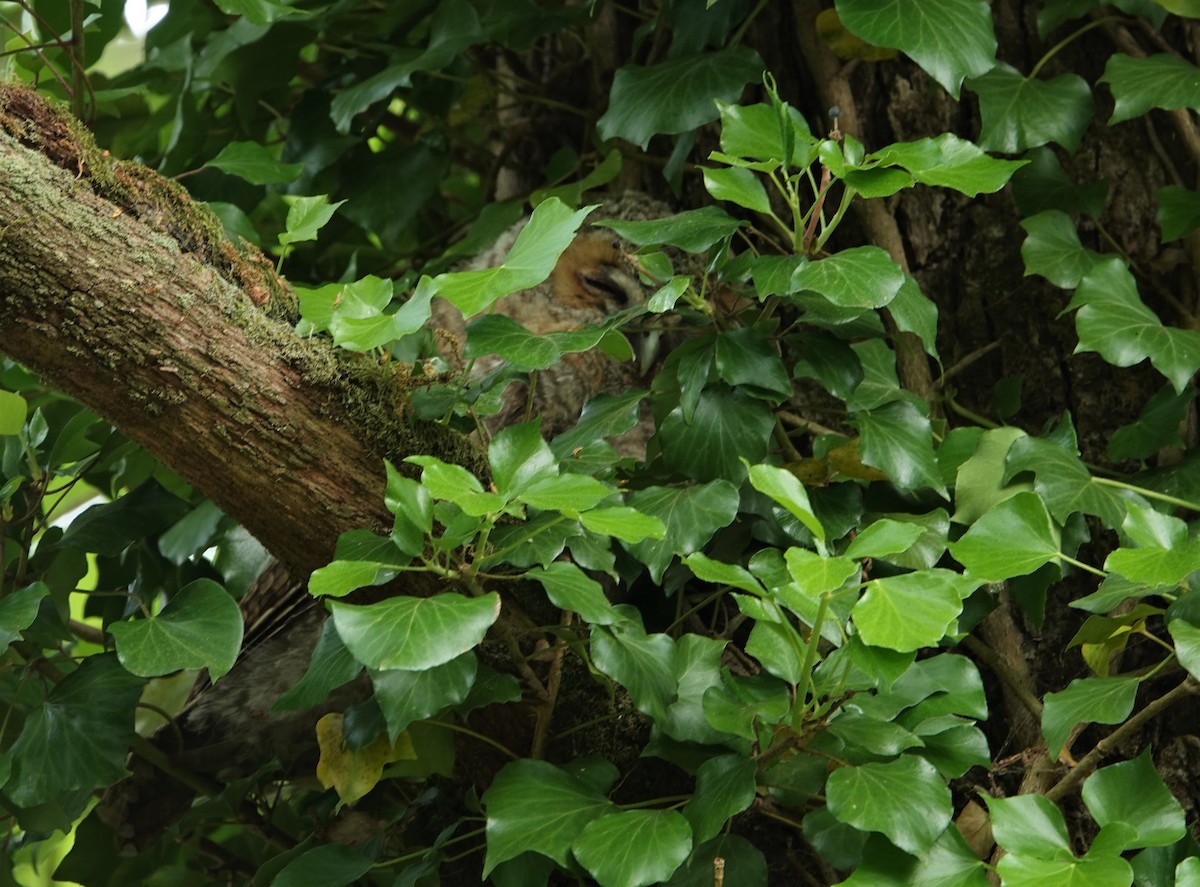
xmin=703 ymin=166 xmax=772 ymax=213
xmin=1167 ymin=620 xmax=1200 ymax=681
xmin=658 ymin=386 xmax=774 ymax=482
xmin=329 ymin=593 xmax=500 ymax=671
xmin=853 ymin=400 xmax=945 ymax=493
xmin=1101 ymin=53 xmax=1200 ymax=124
xmin=482 ymin=759 xmax=614 ymax=874
xmin=3 ymin=654 xmax=144 ymax=807
xmin=597 ymin=47 xmax=764 ymax=148
xmin=464 ymin=315 xmax=561 ymax=371
xmin=845 ymin=519 xmax=926 ymax=560
xmin=1004 ymin=426 xmax=1130 ymax=527
xmin=985 ymin=793 xmax=1071 ymax=857
xmin=702 ymin=672 xmax=791 ymax=739
xmin=948 ymin=491 xmax=1062 ymax=581
xmin=1041 ymin=676 xmax=1138 ymax=758
xmin=624 ymin=481 xmax=740 ymax=583
xmin=578 ymin=507 xmax=665 ymax=543
xmin=1020 ymin=210 xmax=1102 ymax=288
xmin=835 ymin=0 xmax=996 ymax=97
xmin=574 ymin=810 xmax=693 ymax=887
xmin=270 ymin=843 xmax=375 ymax=887
xmin=872 ymin=133 xmax=1025 ymax=196
xmin=533 ymin=562 xmax=624 ymax=625
xmin=435 ymin=198 xmax=593 ymax=316
xmin=1158 ymin=185 xmax=1200 ymax=242
xmin=853 ymin=569 xmax=979 ymax=652
xmin=372 ymin=653 xmax=478 ymax=740
xmin=971 ymin=63 xmax=1093 ymax=154
xmin=1082 ymin=749 xmax=1186 ymax=850
xmin=836 ymin=829 xmax=988 ymax=887
xmin=996 ymin=850 xmax=1133 ymax=887
xmin=0 ymin=583 xmax=47 ymax=649
xmin=207 ymin=140 xmax=303 ymax=185
xmin=1011 ymin=147 xmax=1108 ymax=218
xmin=716 ymin=100 xmax=816 ymax=166
xmin=315 ymin=712 xmax=415 ymax=807
xmin=684 ymin=552 xmax=767 ymax=595
xmin=552 ymin=390 xmax=649 ymax=458
xmin=826 ymin=755 xmax=952 ymax=855
xmin=518 ymin=474 xmax=614 ymax=513
xmin=1068 ymin=258 xmax=1200 ymax=394
xmin=591 ymin=620 xmax=677 ymax=722
xmin=790 ymin=246 xmax=905 ymax=309
xmin=406 ymin=455 xmax=505 ymax=516
xmin=747 ymin=463 xmax=827 ymax=546
xmin=714 ymin=327 xmax=793 ymax=399
xmin=1105 ymin=541 xmax=1200 ymax=586
xmin=108 ymin=579 xmax=243 ymax=682
xmin=278 ymin=195 xmax=345 ymax=247
xmin=597 ymin=206 xmax=744 ymax=252
xmin=682 ymin=755 xmax=758 ymax=845
xmin=273 ymin=619 xmax=363 ymax=712
xmin=887 ymin=276 xmax=940 ymax=358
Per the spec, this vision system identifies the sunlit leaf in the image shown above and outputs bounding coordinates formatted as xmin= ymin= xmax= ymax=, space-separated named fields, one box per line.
xmin=330 ymin=593 xmax=500 ymax=671
xmin=574 ymin=810 xmax=693 ymax=887
xmin=826 ymin=755 xmax=952 ymax=855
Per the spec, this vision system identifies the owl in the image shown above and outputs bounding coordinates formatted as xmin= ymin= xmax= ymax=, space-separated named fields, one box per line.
xmin=431 ymin=194 xmax=671 ymax=450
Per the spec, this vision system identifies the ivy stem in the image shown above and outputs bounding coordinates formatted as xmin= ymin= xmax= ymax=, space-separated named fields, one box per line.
xmin=1046 ymin=676 xmax=1200 ymax=803
xmin=1058 ymin=553 xmax=1107 ymax=578
xmin=1093 ymin=476 xmax=1200 ymax=513
xmin=1029 ymin=17 xmax=1117 ymax=79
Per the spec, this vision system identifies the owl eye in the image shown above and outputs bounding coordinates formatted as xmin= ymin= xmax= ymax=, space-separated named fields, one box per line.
xmin=580 ymin=269 xmax=632 ymax=305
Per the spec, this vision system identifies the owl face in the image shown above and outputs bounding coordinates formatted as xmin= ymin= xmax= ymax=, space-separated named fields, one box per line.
xmin=551 ymin=232 xmax=644 ymax=314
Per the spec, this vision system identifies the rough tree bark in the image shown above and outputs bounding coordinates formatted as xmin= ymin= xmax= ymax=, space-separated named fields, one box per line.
xmin=0 ymin=85 xmax=481 ymax=575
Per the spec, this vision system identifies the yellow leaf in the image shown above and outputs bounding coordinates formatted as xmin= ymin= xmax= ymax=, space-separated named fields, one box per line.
xmin=316 ymin=713 xmax=417 ymax=806
xmin=825 ymin=438 xmax=889 ymax=482
xmin=787 ymin=456 xmax=831 ymax=485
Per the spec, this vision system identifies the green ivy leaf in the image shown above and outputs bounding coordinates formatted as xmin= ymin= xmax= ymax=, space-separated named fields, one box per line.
xmin=207 ymin=140 xmax=303 ymax=185
xmin=330 ymin=593 xmax=500 ymax=671
xmin=435 ymin=198 xmax=593 ymax=316
xmin=827 ymin=711 xmax=923 ymax=757
xmin=971 ymin=64 xmax=1093 ymax=154
xmin=872 ymin=133 xmax=1025 ymax=196
xmin=659 ymin=387 xmax=774 ymax=482
xmin=716 ymin=100 xmax=815 ymax=166
xmin=986 ymin=792 xmax=1070 ymax=856
xmin=533 ymin=562 xmax=623 ymax=625
xmin=1067 ymin=258 xmax=1200 ymax=394
xmin=482 ymin=759 xmax=614 ymax=874
xmin=1020 ymin=210 xmax=1102 ymax=288
xmin=573 ymin=810 xmax=692 ymax=887
xmin=56 ymin=481 xmax=190 ymax=557
xmin=663 ymin=835 xmax=768 ymax=887
xmin=836 ymin=0 xmax=996 ymax=96
xmin=464 ymin=315 xmax=561 ymax=371
xmin=702 ymin=166 xmax=772 ymax=213
xmin=0 ymin=583 xmax=47 ymax=650
xmin=845 ymin=519 xmax=926 ymax=560
xmin=273 ymin=619 xmax=362 ymax=712
xmin=781 ymin=548 xmax=859 ymax=598
xmin=308 ymin=559 xmax=400 ymax=598
xmin=0 ymin=389 xmax=27 ymax=435
xmin=714 ymin=327 xmax=793 ymax=399
xmin=1157 ymin=185 xmax=1200 ymax=242
xmin=597 ymin=206 xmax=744 ymax=252
xmin=552 ymin=390 xmax=648 ymax=458
xmin=948 ymin=491 xmax=1062 ymax=581
xmin=624 ymin=481 xmax=740 ymax=583
xmin=887 ymin=276 xmax=940 ymax=358
xmin=518 ymin=474 xmax=614 ymax=513
xmin=853 ymin=569 xmax=978 ymax=652
xmin=108 ymin=579 xmax=243 ymax=681
xmin=684 ymin=552 xmax=767 ymax=595
xmin=597 ymin=47 xmax=765 ymax=148
xmin=278 ymin=195 xmax=346 ymax=247
xmin=591 ymin=620 xmax=677 ymax=722
xmin=1041 ymin=676 xmax=1138 ymax=758
xmin=790 ymin=246 xmax=905 ymax=309
xmin=747 ymin=463 xmax=827 ymax=546
xmin=682 ymin=755 xmax=758 ymax=845
xmin=1082 ymin=749 xmax=1186 ymax=850
xmin=1004 ymin=427 xmax=1129 ymax=527
xmin=3 ymin=654 xmax=144 ymax=807
xmin=1106 ymin=541 xmax=1200 ymax=586
xmin=1167 ymin=619 xmax=1200 ymax=680
xmin=1011 ymin=146 xmax=1108 ymax=218
xmin=406 ymin=455 xmax=505 ymax=516
xmin=372 ymin=653 xmax=477 ymax=741
xmin=853 ymin=400 xmax=945 ymax=493
xmin=578 ymin=506 xmax=665 ymax=543
xmin=995 ymin=851 xmax=1133 ymax=887
xmin=837 ymin=829 xmax=989 ymax=887
xmin=826 ymin=755 xmax=952 ymax=855
xmin=1101 ymin=53 xmax=1200 ymax=124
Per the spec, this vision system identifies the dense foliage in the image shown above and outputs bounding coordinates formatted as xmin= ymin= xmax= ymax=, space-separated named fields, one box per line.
xmin=5 ymin=0 xmax=1200 ymax=885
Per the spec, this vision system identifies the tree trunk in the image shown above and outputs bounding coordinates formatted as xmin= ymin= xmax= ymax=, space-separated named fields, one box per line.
xmin=0 ymin=86 xmax=480 ymax=574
